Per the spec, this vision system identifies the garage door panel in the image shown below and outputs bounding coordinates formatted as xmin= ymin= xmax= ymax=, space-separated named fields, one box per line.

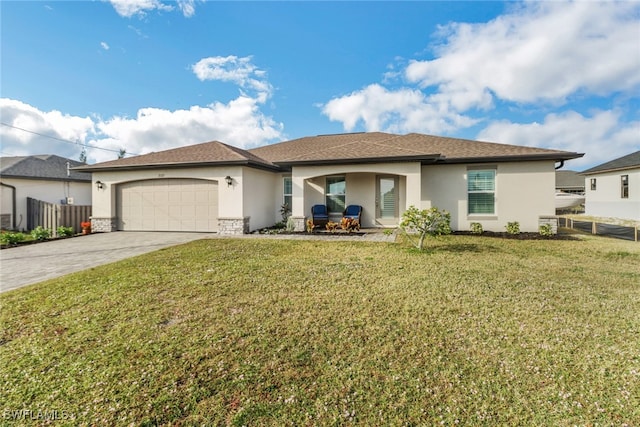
xmin=117 ymin=179 xmax=218 ymax=232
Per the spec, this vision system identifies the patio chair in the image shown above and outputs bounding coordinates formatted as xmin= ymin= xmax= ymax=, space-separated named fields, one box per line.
xmin=311 ymin=204 xmax=329 ymax=227
xmin=343 ymin=205 xmax=362 ymax=223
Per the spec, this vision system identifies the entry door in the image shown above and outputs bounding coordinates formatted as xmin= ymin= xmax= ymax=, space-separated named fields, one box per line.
xmin=376 ymin=176 xmax=398 ymax=225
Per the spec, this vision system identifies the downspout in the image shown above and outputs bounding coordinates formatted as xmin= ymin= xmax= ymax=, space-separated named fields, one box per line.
xmin=0 ymin=181 xmax=17 ymax=229
xmin=555 ymin=160 xmax=565 ymax=170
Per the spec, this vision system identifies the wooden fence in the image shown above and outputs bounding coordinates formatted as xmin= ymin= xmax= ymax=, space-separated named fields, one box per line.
xmin=559 ymin=217 xmax=639 ymax=242
xmin=27 ymin=198 xmax=92 ymax=236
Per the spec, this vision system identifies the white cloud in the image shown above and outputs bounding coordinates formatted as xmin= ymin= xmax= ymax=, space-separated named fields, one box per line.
xmin=322 ymin=84 xmax=478 ymax=135
xmin=477 ymin=111 xmax=640 ymax=170
xmin=405 ymin=1 xmax=640 ymax=109
xmin=108 ymin=0 xmax=200 ymax=18
xmin=0 ymin=99 xmax=94 ymax=158
xmin=100 ymin=42 xmax=110 ymax=51
xmin=0 ymin=96 xmax=283 ymax=164
xmin=191 ymin=56 xmax=273 ymax=98
xmin=107 ymin=0 xmax=173 ymax=18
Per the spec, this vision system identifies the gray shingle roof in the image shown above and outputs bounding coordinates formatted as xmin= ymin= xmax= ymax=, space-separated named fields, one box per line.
xmin=581 ymin=151 xmax=640 ymax=175
xmin=0 ymin=155 xmax=91 ymax=181
xmin=555 ymin=170 xmax=585 ymax=190
xmin=75 ymin=132 xmax=583 ymax=172
xmin=250 ymin=132 xmax=583 ymax=165
xmin=74 ymin=140 xmax=278 ymax=172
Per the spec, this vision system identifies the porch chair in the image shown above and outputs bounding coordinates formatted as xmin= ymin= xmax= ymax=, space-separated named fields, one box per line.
xmin=311 ymin=204 xmax=329 ymax=228
xmin=343 ymin=205 xmax=363 ymax=224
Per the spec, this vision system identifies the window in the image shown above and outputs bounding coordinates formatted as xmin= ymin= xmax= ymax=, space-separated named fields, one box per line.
xmin=590 ymin=178 xmax=597 ymax=191
xmin=283 ymin=176 xmax=292 ymax=209
xmin=326 ymin=176 xmax=346 ymax=213
xmin=621 ymin=175 xmax=629 ymax=199
xmin=468 ymin=169 xmax=495 ymax=215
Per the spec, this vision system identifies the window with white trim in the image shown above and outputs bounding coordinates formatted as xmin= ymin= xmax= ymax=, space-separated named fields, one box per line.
xmin=326 ymin=176 xmax=346 ymax=214
xmin=468 ymin=169 xmax=495 ymax=215
xmin=283 ymin=176 xmax=292 ymax=209
xmin=621 ymin=175 xmax=629 ymax=199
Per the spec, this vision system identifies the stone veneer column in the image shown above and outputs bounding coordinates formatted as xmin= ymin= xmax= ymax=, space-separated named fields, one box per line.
xmin=218 ymin=217 xmax=250 ymax=235
xmin=290 ymin=216 xmax=306 ymax=232
xmin=91 ymin=217 xmax=117 ymax=232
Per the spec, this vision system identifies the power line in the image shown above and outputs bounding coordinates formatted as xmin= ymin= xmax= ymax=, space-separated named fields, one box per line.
xmin=0 ymin=122 xmax=138 ymax=156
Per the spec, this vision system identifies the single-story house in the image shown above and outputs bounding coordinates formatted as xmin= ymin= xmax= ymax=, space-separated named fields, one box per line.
xmin=0 ymin=155 xmax=92 ymax=230
xmin=555 ymin=170 xmax=585 ymax=194
xmin=75 ymin=132 xmax=583 ymax=235
xmin=582 ymin=150 xmax=640 ymax=220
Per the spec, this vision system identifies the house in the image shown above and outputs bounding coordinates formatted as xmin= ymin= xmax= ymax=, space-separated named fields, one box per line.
xmin=0 ymin=155 xmax=92 ymax=230
xmin=555 ymin=170 xmax=585 ymax=194
xmin=581 ymin=151 xmax=640 ymax=220
xmin=75 ymin=132 xmax=583 ymax=235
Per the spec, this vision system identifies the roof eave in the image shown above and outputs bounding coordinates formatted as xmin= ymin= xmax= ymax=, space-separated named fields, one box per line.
xmin=437 ymin=152 xmax=584 ymax=165
xmin=72 ymin=160 xmax=282 ymax=173
xmin=275 ymin=154 xmax=441 ymax=167
xmin=581 ymin=165 xmax=640 ymax=175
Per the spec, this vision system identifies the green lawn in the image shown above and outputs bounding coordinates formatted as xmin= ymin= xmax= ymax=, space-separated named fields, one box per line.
xmin=1 ymin=235 xmax=639 ymax=425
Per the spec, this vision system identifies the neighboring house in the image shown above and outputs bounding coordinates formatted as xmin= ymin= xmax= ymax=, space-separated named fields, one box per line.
xmin=0 ymin=155 xmax=92 ymax=230
xmin=555 ymin=170 xmax=585 ymax=194
xmin=75 ymin=132 xmax=583 ymax=235
xmin=582 ymin=151 xmax=640 ymax=221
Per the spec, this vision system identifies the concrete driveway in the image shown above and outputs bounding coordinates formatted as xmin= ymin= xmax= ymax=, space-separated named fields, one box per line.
xmin=0 ymin=232 xmax=216 ymax=293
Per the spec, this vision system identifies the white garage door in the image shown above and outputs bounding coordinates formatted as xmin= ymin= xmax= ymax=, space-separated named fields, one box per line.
xmin=117 ymin=179 xmax=218 ymax=232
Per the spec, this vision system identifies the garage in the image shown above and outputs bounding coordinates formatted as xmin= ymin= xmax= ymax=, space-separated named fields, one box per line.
xmin=117 ymin=178 xmax=219 ymax=232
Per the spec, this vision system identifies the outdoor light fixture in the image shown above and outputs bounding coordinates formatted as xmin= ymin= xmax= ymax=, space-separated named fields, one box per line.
xmin=225 ymin=176 xmax=233 ymax=187
xmin=96 ymin=180 xmax=104 ymax=190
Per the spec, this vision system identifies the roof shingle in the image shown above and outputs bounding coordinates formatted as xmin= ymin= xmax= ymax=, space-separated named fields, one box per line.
xmin=581 ymin=151 xmax=640 ymax=175
xmin=0 ymin=155 xmax=90 ymax=181
xmin=75 ymin=132 xmax=583 ymax=172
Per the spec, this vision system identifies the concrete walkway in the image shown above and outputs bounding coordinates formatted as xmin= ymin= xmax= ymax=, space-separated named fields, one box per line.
xmin=0 ymin=230 xmax=396 ymax=293
xmin=0 ymin=232 xmax=216 ymax=293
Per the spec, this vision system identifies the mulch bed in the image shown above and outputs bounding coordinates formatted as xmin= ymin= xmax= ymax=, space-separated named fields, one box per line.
xmin=452 ymin=231 xmax=582 ymax=240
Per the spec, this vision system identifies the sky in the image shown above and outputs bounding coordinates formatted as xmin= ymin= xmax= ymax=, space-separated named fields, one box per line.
xmin=1 ymin=1 xmax=639 ymax=170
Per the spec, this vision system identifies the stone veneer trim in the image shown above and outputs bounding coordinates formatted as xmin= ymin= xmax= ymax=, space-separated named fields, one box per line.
xmin=218 ymin=217 xmax=250 ymax=235
xmin=91 ymin=217 xmax=117 ymax=232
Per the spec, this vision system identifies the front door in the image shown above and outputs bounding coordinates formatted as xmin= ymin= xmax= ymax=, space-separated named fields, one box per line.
xmin=376 ymin=176 xmax=398 ymax=226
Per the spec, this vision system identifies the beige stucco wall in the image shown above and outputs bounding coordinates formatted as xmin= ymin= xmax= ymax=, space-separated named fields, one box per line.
xmin=291 ymin=162 xmax=422 ymax=227
xmin=90 ymin=166 xmax=245 ymax=225
xmin=422 ymin=161 xmax=556 ymax=232
xmin=585 ymin=168 xmax=640 ymax=220
xmin=0 ymin=178 xmax=91 ymax=230
xmin=242 ymin=168 xmax=278 ymax=230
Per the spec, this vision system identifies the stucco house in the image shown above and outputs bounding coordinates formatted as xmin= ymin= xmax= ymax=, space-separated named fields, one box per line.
xmin=582 ymin=151 xmax=640 ymax=220
xmin=75 ymin=132 xmax=583 ymax=235
xmin=0 ymin=155 xmax=92 ymax=230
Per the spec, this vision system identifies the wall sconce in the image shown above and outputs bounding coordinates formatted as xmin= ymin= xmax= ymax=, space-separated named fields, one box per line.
xmin=96 ymin=180 xmax=104 ymax=190
xmin=225 ymin=176 xmax=233 ymax=187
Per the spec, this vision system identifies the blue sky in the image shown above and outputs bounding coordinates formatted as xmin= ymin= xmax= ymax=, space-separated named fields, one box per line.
xmin=1 ymin=1 xmax=638 ymax=169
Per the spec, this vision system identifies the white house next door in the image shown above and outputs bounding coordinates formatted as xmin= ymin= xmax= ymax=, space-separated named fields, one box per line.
xmin=376 ymin=175 xmax=398 ymax=226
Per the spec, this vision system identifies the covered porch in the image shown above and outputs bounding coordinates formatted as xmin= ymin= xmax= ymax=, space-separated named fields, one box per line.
xmin=287 ymin=162 xmax=423 ymax=231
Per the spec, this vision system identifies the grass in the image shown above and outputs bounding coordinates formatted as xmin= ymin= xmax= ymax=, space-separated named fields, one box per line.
xmin=1 ymin=235 xmax=639 ymax=425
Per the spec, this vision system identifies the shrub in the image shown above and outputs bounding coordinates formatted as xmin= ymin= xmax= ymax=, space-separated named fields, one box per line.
xmin=305 ymin=219 xmax=315 ymax=233
xmin=57 ymin=226 xmax=74 ymax=237
xmin=280 ymin=203 xmax=291 ymax=222
xmin=470 ymin=222 xmax=483 ymax=235
xmin=31 ymin=226 xmax=52 ymax=241
xmin=383 ymin=228 xmax=395 ymax=236
xmin=505 ymin=221 xmax=520 ymax=235
xmin=400 ymin=206 xmax=452 ymax=250
xmin=0 ymin=231 xmax=26 ymax=245
xmin=340 ymin=217 xmax=360 ymax=232
xmin=325 ymin=221 xmax=339 ymax=232
xmin=286 ymin=217 xmax=296 ymax=232
xmin=539 ymin=223 xmax=553 ymax=237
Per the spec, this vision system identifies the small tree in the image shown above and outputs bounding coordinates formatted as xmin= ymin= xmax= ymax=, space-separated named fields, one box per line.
xmin=117 ymin=148 xmax=127 ymax=159
xmin=400 ymin=206 xmax=452 ymax=250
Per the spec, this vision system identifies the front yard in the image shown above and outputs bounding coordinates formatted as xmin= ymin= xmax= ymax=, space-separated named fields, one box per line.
xmin=1 ymin=235 xmax=638 ymax=425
